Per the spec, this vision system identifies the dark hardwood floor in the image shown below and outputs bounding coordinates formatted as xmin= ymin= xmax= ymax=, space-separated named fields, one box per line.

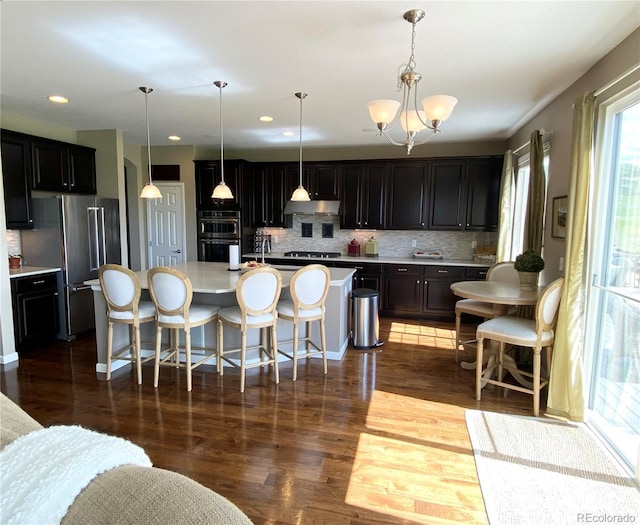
xmin=1 ymin=317 xmax=540 ymax=524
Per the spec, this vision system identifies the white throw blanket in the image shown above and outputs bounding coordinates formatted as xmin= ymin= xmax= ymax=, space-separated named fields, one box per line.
xmin=0 ymin=425 xmax=152 ymax=525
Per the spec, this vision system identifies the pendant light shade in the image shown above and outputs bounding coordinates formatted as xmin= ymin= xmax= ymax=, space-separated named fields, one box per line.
xmin=139 ymin=86 xmax=162 ymax=199
xmin=211 ymin=81 xmax=234 ymax=200
xmin=290 ymin=92 xmax=310 ymax=202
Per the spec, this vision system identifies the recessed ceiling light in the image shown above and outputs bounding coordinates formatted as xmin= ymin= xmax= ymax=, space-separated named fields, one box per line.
xmin=258 ymin=116 xmax=274 ymax=122
xmin=283 ymin=131 xmax=294 ymax=137
xmin=168 ymin=135 xmax=181 ymax=141
xmin=48 ymin=95 xmax=68 ymax=104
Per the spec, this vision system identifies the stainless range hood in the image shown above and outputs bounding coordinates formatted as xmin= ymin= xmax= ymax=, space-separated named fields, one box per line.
xmin=284 ymin=200 xmax=341 ymax=216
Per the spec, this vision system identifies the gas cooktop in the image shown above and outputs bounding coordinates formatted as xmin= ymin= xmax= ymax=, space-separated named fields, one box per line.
xmin=283 ymin=251 xmax=342 ymax=259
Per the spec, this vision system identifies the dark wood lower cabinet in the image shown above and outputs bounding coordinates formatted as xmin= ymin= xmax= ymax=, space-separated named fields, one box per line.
xmin=11 ymin=273 xmax=60 ymax=348
xmin=382 ymin=264 xmax=467 ymax=320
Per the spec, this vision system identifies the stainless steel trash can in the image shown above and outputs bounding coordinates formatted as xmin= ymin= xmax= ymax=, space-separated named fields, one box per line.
xmin=351 ymin=288 xmax=383 ymax=350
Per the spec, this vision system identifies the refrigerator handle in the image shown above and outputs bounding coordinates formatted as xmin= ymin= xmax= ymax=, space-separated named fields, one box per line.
xmin=98 ymin=206 xmax=107 ymax=266
xmin=87 ymin=207 xmax=101 ymax=272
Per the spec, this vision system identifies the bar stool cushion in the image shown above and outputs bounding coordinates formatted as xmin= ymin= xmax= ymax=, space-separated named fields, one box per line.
xmin=109 ymin=301 xmax=155 ymax=321
xmin=218 ymin=307 xmax=276 ymax=325
xmin=158 ymin=304 xmax=219 ymax=325
xmin=276 ymin=301 xmax=322 ymax=319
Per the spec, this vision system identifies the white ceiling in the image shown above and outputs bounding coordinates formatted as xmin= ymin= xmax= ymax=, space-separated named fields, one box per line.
xmin=1 ymin=1 xmax=638 ymax=152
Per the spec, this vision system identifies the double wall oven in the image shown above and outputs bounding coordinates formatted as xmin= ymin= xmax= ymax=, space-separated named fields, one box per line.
xmin=197 ymin=210 xmax=241 ymax=262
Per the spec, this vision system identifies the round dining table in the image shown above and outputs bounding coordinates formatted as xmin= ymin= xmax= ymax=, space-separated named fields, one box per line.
xmin=450 ymin=280 xmax=545 ymax=388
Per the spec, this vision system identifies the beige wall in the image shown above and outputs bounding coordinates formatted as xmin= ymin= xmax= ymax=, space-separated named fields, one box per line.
xmin=508 ymin=28 xmax=640 ymax=285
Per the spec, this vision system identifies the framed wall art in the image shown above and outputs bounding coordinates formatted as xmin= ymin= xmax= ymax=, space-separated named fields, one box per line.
xmin=552 ymin=195 xmax=568 ymax=239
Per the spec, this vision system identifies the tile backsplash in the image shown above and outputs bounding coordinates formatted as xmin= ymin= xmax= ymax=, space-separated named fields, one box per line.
xmin=258 ymin=216 xmax=497 ymax=259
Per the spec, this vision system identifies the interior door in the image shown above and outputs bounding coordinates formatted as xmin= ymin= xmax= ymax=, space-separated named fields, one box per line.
xmin=146 ymin=183 xmax=186 ymax=268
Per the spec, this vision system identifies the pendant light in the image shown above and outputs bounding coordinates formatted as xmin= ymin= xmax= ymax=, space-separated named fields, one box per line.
xmin=290 ymin=92 xmax=310 ymax=202
xmin=139 ymin=87 xmax=163 ymax=199
xmin=211 ymin=81 xmax=234 ymax=200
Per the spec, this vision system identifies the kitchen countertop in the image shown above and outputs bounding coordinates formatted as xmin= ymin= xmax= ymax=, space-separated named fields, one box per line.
xmin=8 ymin=266 xmax=61 ymax=279
xmin=243 ymin=253 xmax=492 ymax=268
xmin=86 ymin=261 xmax=355 ymax=294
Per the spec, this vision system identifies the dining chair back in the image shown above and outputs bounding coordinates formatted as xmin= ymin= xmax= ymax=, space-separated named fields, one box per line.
xmin=98 ymin=264 xmax=155 ymax=384
xmin=277 ymin=264 xmax=331 ymax=381
xmin=217 ymin=267 xmax=282 ymax=392
xmin=454 ymin=261 xmax=518 ymax=362
xmin=475 ymin=277 xmax=564 ymax=416
xmin=147 ymin=267 xmax=219 ymax=392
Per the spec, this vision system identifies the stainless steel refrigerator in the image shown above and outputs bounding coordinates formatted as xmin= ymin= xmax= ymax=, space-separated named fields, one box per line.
xmin=21 ymin=195 xmax=121 ymax=340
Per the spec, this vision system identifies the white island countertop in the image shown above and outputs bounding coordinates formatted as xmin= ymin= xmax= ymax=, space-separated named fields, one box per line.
xmin=87 ymin=261 xmax=355 ymax=294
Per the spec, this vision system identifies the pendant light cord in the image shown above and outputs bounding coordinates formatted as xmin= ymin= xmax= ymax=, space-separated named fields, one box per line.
xmin=143 ymin=88 xmax=153 ymax=184
xmin=296 ymin=92 xmax=308 ymax=187
xmin=215 ymin=81 xmax=227 ymax=184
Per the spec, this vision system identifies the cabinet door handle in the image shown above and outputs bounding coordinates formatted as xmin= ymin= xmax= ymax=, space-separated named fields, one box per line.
xmin=397 ymin=268 xmax=408 ymax=272
xmin=416 ymin=280 xmax=420 ymax=284
xmin=32 ymin=279 xmax=46 ymax=285
xmin=355 ymin=266 xmax=363 ymax=270
xmin=437 ymin=269 xmax=449 ymax=274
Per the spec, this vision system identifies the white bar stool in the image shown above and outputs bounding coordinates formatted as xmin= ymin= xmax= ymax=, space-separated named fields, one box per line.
xmin=217 ymin=267 xmax=282 ymax=393
xmin=98 ymin=264 xmax=156 ymax=384
xmin=147 ymin=267 xmax=219 ymax=392
xmin=277 ymin=264 xmax=330 ymax=381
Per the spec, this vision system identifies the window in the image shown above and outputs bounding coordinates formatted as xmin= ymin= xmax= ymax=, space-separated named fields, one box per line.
xmin=509 ymin=145 xmax=550 ymax=259
xmin=585 ymin=84 xmax=640 ymax=477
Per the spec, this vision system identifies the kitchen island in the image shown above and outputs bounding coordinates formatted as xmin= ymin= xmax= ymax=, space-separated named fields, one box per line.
xmin=87 ymin=262 xmax=354 ymax=376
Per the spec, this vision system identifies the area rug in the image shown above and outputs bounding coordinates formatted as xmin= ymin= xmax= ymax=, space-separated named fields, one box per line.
xmin=465 ymin=410 xmax=640 ymax=525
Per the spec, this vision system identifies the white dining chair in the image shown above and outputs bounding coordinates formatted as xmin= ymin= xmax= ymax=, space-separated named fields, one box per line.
xmin=277 ymin=264 xmax=330 ymax=381
xmin=147 ymin=267 xmax=219 ymax=392
xmin=217 ymin=266 xmax=282 ymax=392
xmin=454 ymin=261 xmax=519 ymax=362
xmin=98 ymin=264 xmax=156 ymax=384
xmin=475 ymin=277 xmax=564 ymax=416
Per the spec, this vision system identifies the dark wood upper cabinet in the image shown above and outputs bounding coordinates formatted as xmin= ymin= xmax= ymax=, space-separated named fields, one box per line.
xmin=428 ymin=159 xmax=466 ymax=230
xmin=385 ymin=156 xmax=502 ymax=232
xmin=251 ymin=163 xmax=293 ymax=228
xmin=1 ymin=130 xmax=33 ymax=229
xmin=307 ymin=163 xmax=341 ymax=200
xmin=68 ymin=145 xmax=97 ymax=194
xmin=465 ymin=157 xmax=502 ymax=231
xmin=385 ymin=162 xmax=429 ymax=229
xmin=340 ymin=163 xmax=387 ymax=229
xmin=194 ymin=160 xmax=245 ymax=210
xmin=31 ymin=138 xmax=96 ymax=194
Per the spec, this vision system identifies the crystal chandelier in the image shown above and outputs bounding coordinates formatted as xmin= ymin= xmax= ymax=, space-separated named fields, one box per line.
xmin=367 ymin=9 xmax=457 ymax=155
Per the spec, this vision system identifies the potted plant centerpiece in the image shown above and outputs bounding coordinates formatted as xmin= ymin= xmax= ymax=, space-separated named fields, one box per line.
xmin=514 ymin=249 xmax=545 ymax=290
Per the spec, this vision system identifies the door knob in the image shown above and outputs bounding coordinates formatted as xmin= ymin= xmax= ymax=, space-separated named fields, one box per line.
xmin=172 ymin=249 xmax=182 ymax=253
